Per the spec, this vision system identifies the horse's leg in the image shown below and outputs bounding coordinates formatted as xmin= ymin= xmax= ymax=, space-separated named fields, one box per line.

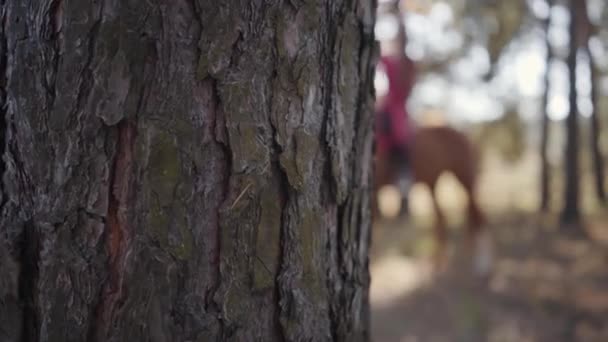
xmin=397 ymin=153 xmax=412 ymax=217
xmin=469 ymin=194 xmax=492 ymax=276
xmin=465 ymin=185 xmax=484 ymax=239
xmin=469 ymin=194 xmax=484 ymax=230
xmin=429 ymin=183 xmax=448 ymax=272
xmin=457 ymin=173 xmax=492 ymax=276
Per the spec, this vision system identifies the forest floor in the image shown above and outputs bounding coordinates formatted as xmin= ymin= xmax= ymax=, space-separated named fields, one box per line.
xmin=370 ymin=213 xmax=608 ymax=342
xmin=370 ymin=151 xmax=608 ymax=342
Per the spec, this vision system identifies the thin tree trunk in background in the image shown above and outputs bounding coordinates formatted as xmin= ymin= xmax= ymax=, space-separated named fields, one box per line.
xmin=561 ymin=0 xmax=581 ymax=224
xmin=588 ymin=48 xmax=606 ymax=203
xmin=540 ymin=6 xmax=552 ymax=212
xmin=0 ymin=1 xmax=377 ymax=341
xmin=581 ymin=2 xmax=606 ymax=204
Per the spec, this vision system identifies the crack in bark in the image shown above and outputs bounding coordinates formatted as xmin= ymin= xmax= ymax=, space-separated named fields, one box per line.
xmin=205 ymin=78 xmax=228 ymax=339
xmin=227 ymin=31 xmax=244 ymax=70
xmin=264 ymin=40 xmax=290 ymax=335
xmin=89 ymin=120 xmax=136 ymax=341
xmin=0 ymin=3 xmax=8 ymax=213
xmin=41 ymin=0 xmax=63 ymax=117
xmin=274 ymin=175 xmax=289 ymax=342
xmin=18 ymin=220 xmax=40 ymax=342
xmin=319 ymin=2 xmax=346 ymax=340
xmin=269 ymin=116 xmax=289 ymax=342
xmin=49 ymin=0 xmax=63 ymax=37
xmin=350 ymin=21 xmax=374 ymax=321
xmin=320 ymin=1 xmax=340 ymax=203
xmin=351 ymin=20 xmax=374 ymax=183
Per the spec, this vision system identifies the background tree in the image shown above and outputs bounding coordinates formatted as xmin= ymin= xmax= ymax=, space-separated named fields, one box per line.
xmin=561 ymin=0 xmax=582 ymax=224
xmin=580 ymin=0 xmax=607 ymax=204
xmin=0 ymin=1 xmax=376 ymax=341
xmin=540 ymin=0 xmax=553 ymax=212
xmin=588 ymin=47 xmax=606 ymax=204
xmin=540 ymin=2 xmax=553 ymax=211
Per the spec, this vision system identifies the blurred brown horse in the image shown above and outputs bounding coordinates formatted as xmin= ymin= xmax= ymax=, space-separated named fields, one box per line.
xmin=373 ymin=124 xmax=492 ymax=275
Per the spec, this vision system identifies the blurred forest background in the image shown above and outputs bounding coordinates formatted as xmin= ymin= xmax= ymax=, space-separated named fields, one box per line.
xmin=371 ymin=0 xmax=608 ymax=341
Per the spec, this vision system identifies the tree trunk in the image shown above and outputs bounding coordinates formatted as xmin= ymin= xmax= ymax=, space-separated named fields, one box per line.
xmin=581 ymin=3 xmax=606 ymax=204
xmin=0 ymin=1 xmax=377 ymax=341
xmin=589 ymin=52 xmax=606 ymax=203
xmin=540 ymin=5 xmax=552 ymax=212
xmin=561 ymin=0 xmax=581 ymax=224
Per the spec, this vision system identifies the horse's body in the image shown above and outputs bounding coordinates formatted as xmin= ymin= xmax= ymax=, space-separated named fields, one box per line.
xmin=374 ymin=124 xmax=491 ymax=274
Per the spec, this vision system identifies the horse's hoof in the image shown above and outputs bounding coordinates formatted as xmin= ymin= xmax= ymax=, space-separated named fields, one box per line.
xmin=472 ymin=231 xmax=494 ymax=277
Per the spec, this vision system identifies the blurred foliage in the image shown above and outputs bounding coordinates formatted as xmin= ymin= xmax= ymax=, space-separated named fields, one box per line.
xmin=480 ymin=0 xmax=526 ymax=66
xmin=399 ymin=0 xmax=528 ymax=74
xmin=472 ymin=110 xmax=527 ymax=163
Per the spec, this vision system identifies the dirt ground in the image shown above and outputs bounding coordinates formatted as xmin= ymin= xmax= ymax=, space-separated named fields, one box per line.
xmin=370 ymin=214 xmax=608 ymax=342
xmin=370 ymin=151 xmax=608 ymax=342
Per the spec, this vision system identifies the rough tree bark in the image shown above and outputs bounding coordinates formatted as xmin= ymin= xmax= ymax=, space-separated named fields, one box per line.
xmin=0 ymin=1 xmax=377 ymax=341
xmin=561 ymin=0 xmax=581 ymax=224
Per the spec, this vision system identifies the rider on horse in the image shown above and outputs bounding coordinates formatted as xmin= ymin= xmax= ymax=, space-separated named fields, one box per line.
xmin=375 ymin=9 xmax=416 ymax=214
